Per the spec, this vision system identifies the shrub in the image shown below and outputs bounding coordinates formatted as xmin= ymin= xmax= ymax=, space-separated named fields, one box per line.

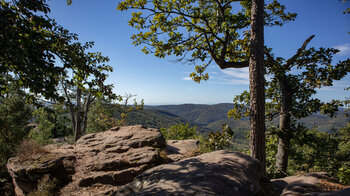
xmin=160 ymin=123 xmax=198 ymax=140
xmin=200 ymin=124 xmax=234 ymax=152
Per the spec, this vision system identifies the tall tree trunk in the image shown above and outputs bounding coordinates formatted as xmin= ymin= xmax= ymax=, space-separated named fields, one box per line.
xmin=81 ymin=93 xmax=94 ymax=136
xmin=275 ymin=78 xmax=292 ymax=176
xmin=74 ymin=87 xmax=82 ymax=142
xmin=249 ymin=0 xmax=266 ymax=169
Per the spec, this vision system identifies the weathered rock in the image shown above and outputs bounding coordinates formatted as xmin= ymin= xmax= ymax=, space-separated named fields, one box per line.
xmin=271 ymin=172 xmax=350 ymax=196
xmin=7 ymin=125 xmax=166 ymax=195
xmin=166 ymin=139 xmax=200 ymax=162
xmin=111 ymin=150 xmax=269 ymax=196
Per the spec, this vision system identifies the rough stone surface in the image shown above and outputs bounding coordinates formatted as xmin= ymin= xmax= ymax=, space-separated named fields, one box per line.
xmin=166 ymin=139 xmax=200 ymax=162
xmin=7 ymin=125 xmax=166 ymax=196
xmin=109 ymin=150 xmax=269 ymax=196
xmin=271 ymin=172 xmax=350 ymax=196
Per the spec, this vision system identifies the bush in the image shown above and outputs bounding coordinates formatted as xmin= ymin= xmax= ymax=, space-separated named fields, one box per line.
xmin=200 ymin=124 xmax=234 ymax=152
xmin=160 ymin=123 xmax=198 ymax=140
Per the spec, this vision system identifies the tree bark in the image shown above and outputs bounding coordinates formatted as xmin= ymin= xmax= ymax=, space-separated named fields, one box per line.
xmin=249 ymin=0 xmax=266 ymax=169
xmin=275 ymin=78 xmax=292 ymax=176
xmin=74 ymin=87 xmax=82 ymax=142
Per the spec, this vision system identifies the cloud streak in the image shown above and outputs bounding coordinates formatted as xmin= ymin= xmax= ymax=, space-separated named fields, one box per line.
xmin=334 ymin=43 xmax=350 ymax=56
xmin=216 ymin=67 xmax=249 ymax=85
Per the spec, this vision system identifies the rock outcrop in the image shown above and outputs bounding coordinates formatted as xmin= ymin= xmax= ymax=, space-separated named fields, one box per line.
xmin=7 ymin=125 xmax=166 ymax=195
xmin=166 ymin=139 xmax=200 ymax=162
xmin=271 ymin=172 xmax=350 ymax=196
xmin=108 ymin=150 xmax=269 ymax=196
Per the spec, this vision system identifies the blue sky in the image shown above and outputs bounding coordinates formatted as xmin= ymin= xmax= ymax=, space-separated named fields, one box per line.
xmin=48 ymin=0 xmax=350 ymax=105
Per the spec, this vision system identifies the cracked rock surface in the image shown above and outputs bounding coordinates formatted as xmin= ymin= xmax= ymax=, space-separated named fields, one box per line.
xmin=7 ymin=125 xmax=166 ymax=196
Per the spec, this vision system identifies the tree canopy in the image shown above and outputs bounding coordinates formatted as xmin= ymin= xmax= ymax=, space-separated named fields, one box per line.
xmin=0 ymin=0 xmax=76 ymax=99
xmin=117 ymin=0 xmax=296 ymax=82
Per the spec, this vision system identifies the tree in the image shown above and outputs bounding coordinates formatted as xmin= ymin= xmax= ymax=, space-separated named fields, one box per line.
xmin=60 ymin=42 xmax=117 ymax=142
xmin=87 ymin=98 xmax=120 ymax=133
xmin=30 ymin=102 xmax=72 ymax=144
xmin=0 ymin=77 xmax=32 ymax=189
xmin=0 ymin=0 xmax=76 ymax=100
xmin=117 ymin=0 xmax=296 ymax=165
xmin=249 ymin=0 xmax=265 ymax=167
xmin=229 ymin=36 xmax=350 ymax=175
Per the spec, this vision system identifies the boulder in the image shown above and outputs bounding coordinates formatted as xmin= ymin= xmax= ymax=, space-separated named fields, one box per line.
xmin=109 ymin=150 xmax=269 ymax=196
xmin=271 ymin=172 xmax=350 ymax=196
xmin=166 ymin=139 xmax=200 ymax=162
xmin=7 ymin=125 xmax=166 ymax=195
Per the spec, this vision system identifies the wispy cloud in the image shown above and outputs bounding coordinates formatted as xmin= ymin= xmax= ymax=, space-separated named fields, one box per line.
xmin=334 ymin=43 xmax=350 ymax=56
xmin=318 ymin=78 xmax=350 ymax=91
xmin=221 ymin=68 xmax=249 ymax=79
xmin=182 ymin=76 xmax=192 ymax=81
xmin=210 ymin=78 xmax=249 ymax=85
xmin=219 ymin=68 xmax=249 ymax=85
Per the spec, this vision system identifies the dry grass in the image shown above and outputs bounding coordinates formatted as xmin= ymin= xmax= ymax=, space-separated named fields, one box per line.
xmin=159 ymin=149 xmax=168 ymax=163
xmin=184 ymin=148 xmax=201 ymax=158
xmin=17 ymin=139 xmax=47 ymax=161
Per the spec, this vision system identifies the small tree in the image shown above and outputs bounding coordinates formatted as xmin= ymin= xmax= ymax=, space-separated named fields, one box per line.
xmin=60 ymin=42 xmax=117 ymax=142
xmin=229 ymin=36 xmax=350 ymax=175
xmin=30 ymin=102 xmax=72 ymax=144
xmin=87 ymin=98 xmax=120 ymax=133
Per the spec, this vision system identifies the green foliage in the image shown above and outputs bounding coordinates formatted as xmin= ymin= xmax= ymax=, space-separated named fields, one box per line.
xmin=338 ymin=167 xmax=350 ymax=185
xmin=59 ymin=41 xmax=118 ymax=141
xmin=265 ymin=123 xmax=350 ymax=183
xmin=29 ymin=103 xmax=72 ymax=145
xmin=30 ymin=108 xmax=54 ymax=145
xmin=118 ymin=93 xmax=144 ymax=126
xmin=160 ymin=123 xmax=198 ymax=140
xmin=87 ymin=98 xmax=120 ymax=133
xmin=265 ymin=127 xmax=279 ymax=178
xmin=117 ymin=0 xmax=296 ymax=82
xmin=0 ymin=0 xmax=76 ymax=99
xmin=200 ymin=124 xmax=234 ymax=152
xmin=0 ymin=86 xmax=32 ymax=192
xmin=87 ymin=96 xmax=144 ymax=133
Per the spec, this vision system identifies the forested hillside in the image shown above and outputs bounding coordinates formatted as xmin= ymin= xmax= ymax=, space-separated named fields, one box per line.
xmin=146 ymin=104 xmax=350 ymax=134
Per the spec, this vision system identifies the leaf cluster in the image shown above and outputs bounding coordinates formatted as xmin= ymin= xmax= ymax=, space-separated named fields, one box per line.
xmin=117 ymin=0 xmax=296 ymax=82
xmin=0 ymin=0 xmax=77 ymax=99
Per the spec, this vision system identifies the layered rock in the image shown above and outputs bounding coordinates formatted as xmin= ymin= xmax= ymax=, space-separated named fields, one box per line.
xmin=109 ymin=150 xmax=269 ymax=196
xmin=7 ymin=125 xmax=166 ymax=195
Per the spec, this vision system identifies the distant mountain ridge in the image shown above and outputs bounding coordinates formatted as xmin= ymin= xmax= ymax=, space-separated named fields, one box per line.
xmin=142 ymin=103 xmax=349 ymax=134
xmin=146 ymin=103 xmax=235 ymax=125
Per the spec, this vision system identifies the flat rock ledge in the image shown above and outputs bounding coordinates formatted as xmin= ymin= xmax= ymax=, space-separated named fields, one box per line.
xmin=101 ymin=150 xmax=269 ymax=196
xmin=7 ymin=125 xmax=166 ymax=196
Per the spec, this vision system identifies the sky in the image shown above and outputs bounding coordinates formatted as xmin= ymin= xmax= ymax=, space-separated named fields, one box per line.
xmin=47 ymin=0 xmax=350 ymax=105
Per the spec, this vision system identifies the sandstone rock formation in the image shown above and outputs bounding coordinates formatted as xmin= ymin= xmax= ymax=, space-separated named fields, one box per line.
xmin=166 ymin=139 xmax=200 ymax=162
xmin=107 ymin=150 xmax=269 ymax=196
xmin=271 ymin=172 xmax=350 ymax=196
xmin=7 ymin=125 xmax=166 ymax=195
